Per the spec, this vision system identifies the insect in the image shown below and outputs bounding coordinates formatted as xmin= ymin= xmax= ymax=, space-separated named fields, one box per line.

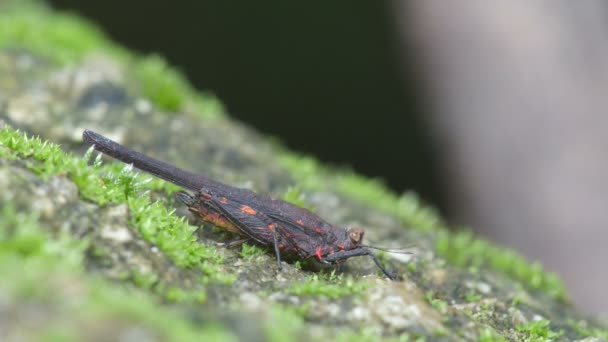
xmin=83 ymin=129 xmax=403 ymax=279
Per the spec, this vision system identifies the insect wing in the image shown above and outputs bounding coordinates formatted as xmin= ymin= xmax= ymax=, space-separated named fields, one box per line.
xmin=206 ymin=193 xmax=275 ymax=245
xmin=274 ymin=222 xmax=317 ymax=258
xmin=255 ymin=197 xmax=346 ymax=257
xmin=210 ymin=194 xmax=312 ymax=258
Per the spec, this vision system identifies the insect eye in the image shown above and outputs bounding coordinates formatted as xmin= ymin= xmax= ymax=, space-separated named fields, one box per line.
xmin=348 ymin=228 xmax=364 ymax=243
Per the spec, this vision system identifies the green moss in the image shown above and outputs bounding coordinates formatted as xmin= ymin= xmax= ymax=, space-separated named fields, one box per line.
xmin=435 ymin=230 xmax=566 ymax=301
xmin=265 ymin=304 xmax=418 ymax=342
xmin=516 ymin=319 xmax=563 ymax=341
xmin=288 ymin=271 xmax=370 ymax=299
xmin=132 ymin=54 xmax=225 ymax=119
xmin=133 ymin=55 xmax=191 ymax=111
xmin=280 ymin=185 xmax=315 ymax=211
xmin=464 ymin=291 xmax=482 ymax=303
xmin=478 ymin=327 xmax=506 ymax=342
xmin=131 ymin=269 xmax=160 ymax=290
xmin=569 ymin=319 xmax=608 ymax=340
xmin=0 ymin=1 xmax=123 ymax=65
xmin=163 ymin=286 xmax=207 ymax=303
xmin=146 ymin=176 xmax=183 ymax=194
xmin=425 ymin=292 xmax=448 ymax=315
xmin=240 ymin=242 xmax=267 ymax=260
xmin=0 ymin=204 xmax=87 ymax=266
xmin=336 ymin=327 xmax=421 ymax=342
xmin=0 ymin=1 xmax=224 ymax=119
xmin=127 ymin=194 xmax=221 ymax=269
xmin=0 ymin=204 xmax=234 ymax=341
xmin=0 ymin=126 xmax=232 ymax=286
xmin=276 ymin=153 xmax=327 ymax=191
xmin=263 ymin=305 xmax=306 ymax=342
xmin=336 ymin=172 xmax=442 ymax=233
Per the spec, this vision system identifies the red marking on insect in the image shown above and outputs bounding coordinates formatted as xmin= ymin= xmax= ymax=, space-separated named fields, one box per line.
xmin=315 ymin=247 xmax=324 ymax=261
xmin=240 ymin=205 xmax=257 ymax=215
xmin=83 ymin=129 xmax=410 ymax=280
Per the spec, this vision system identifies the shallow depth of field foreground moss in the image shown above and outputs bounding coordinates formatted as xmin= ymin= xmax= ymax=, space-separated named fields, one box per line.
xmin=0 ymin=200 xmax=234 ymax=341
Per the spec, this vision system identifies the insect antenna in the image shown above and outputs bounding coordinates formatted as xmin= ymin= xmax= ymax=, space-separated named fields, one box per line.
xmin=359 ymin=244 xmax=414 ymax=254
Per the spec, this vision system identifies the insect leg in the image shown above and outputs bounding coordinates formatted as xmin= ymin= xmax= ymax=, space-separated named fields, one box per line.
xmin=175 ymin=191 xmax=196 ymax=207
xmin=271 ymin=227 xmax=282 ymax=271
xmin=323 ymin=248 xmax=395 ymax=280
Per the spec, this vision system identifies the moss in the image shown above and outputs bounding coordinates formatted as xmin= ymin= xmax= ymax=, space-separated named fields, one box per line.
xmin=163 ymin=286 xmax=207 ymax=304
xmin=435 ymin=230 xmax=566 ymax=301
xmin=0 ymin=204 xmax=234 ymax=341
xmin=464 ymin=291 xmax=482 ymax=303
xmin=133 ymin=55 xmax=193 ymax=112
xmin=127 ymin=195 xmax=221 ymax=270
xmin=336 ymin=327 xmax=380 ymax=342
xmin=569 ymin=319 xmax=608 ymax=340
xmin=0 ymin=1 xmax=123 ymax=65
xmin=131 ymin=268 xmax=160 ymax=290
xmin=0 ymin=126 xmax=232 ymax=285
xmin=262 ymin=305 xmax=405 ymax=342
xmin=288 ymin=271 xmax=370 ymax=299
xmin=240 ymin=242 xmax=267 ymax=260
xmin=336 ymin=172 xmax=442 ymax=233
xmin=336 ymin=327 xmax=417 ymax=342
xmin=425 ymin=292 xmax=448 ymax=315
xmin=516 ymin=319 xmax=563 ymax=341
xmin=276 ymin=153 xmax=327 ymax=191
xmin=280 ymin=185 xmax=315 ymax=211
xmin=478 ymin=327 xmax=506 ymax=342
xmin=0 ymin=0 xmax=224 ymax=119
xmin=263 ymin=305 xmax=306 ymax=342
xmin=132 ymin=54 xmax=225 ymax=119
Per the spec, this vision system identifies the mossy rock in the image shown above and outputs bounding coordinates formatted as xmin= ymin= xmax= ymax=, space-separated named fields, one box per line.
xmin=0 ymin=1 xmax=606 ymax=341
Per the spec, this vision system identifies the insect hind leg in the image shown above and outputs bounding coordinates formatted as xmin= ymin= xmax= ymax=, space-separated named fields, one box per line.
xmin=176 ymin=191 xmax=195 ymax=206
xmin=271 ymin=227 xmax=282 ymax=271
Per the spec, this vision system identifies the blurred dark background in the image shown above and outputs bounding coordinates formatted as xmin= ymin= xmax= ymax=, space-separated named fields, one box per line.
xmin=47 ymin=0 xmax=444 ymax=211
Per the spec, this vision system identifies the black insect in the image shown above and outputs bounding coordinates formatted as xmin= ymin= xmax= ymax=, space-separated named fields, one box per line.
xmin=83 ymin=130 xmax=404 ymax=279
